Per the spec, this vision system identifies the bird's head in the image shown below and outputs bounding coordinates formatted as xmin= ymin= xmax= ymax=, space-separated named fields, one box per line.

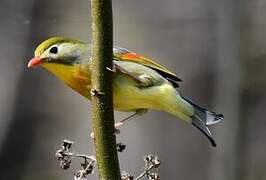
xmin=28 ymin=37 xmax=91 ymax=97
xmin=28 ymin=37 xmax=88 ymax=69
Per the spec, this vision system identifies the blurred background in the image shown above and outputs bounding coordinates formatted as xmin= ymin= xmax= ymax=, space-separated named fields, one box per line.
xmin=0 ymin=0 xmax=265 ymax=179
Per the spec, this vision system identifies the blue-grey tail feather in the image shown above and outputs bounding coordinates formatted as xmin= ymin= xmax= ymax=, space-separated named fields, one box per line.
xmin=182 ymin=96 xmax=224 ymax=147
xmin=192 ymin=118 xmax=217 ymax=147
xmin=183 ymin=97 xmax=224 ymax=125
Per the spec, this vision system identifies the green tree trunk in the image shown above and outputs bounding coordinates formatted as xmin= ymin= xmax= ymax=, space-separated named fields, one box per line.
xmin=90 ymin=0 xmax=121 ymax=179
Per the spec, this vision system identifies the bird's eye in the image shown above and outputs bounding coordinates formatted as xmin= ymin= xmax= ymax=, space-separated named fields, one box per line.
xmin=49 ymin=46 xmax=58 ymax=54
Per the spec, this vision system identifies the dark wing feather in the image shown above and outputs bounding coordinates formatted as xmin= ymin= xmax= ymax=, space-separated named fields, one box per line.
xmin=113 ymin=46 xmax=182 ymax=87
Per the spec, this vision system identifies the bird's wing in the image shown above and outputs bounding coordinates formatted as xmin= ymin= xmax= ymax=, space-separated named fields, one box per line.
xmin=113 ymin=46 xmax=182 ymax=87
xmin=113 ymin=61 xmax=162 ymax=88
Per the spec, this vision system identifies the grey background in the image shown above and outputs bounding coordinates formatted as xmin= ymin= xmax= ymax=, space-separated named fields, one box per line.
xmin=0 ymin=0 xmax=265 ymax=179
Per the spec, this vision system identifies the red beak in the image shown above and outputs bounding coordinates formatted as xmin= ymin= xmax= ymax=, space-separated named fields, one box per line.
xmin=27 ymin=57 xmax=43 ymax=68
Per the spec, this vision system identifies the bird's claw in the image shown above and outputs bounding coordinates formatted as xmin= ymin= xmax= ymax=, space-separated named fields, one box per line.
xmin=90 ymin=132 xmax=95 ymax=139
xmin=90 ymin=122 xmax=122 ymax=140
xmin=114 ymin=122 xmax=124 ymax=135
xmin=106 ymin=65 xmax=116 ymax=72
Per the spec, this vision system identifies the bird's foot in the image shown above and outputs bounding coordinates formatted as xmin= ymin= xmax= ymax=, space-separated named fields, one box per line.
xmin=90 ymin=132 xmax=95 ymax=139
xmin=113 ymin=121 xmax=124 ymax=135
xmin=90 ymin=110 xmax=147 ymax=139
xmin=89 ymin=122 xmax=122 ymax=140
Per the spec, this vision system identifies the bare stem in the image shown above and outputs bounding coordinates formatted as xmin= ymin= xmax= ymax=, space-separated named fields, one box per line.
xmin=90 ymin=0 xmax=121 ymax=179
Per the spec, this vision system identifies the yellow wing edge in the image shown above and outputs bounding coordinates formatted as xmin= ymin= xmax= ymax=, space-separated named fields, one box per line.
xmin=113 ymin=50 xmax=182 ymax=82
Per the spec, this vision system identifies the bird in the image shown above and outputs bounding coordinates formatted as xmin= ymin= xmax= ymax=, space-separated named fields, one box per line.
xmin=28 ymin=37 xmax=223 ymax=146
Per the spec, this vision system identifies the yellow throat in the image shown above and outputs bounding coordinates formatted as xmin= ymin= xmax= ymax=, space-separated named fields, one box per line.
xmin=42 ymin=63 xmax=91 ymax=98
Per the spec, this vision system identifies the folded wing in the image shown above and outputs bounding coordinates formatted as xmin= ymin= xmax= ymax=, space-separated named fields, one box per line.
xmin=113 ymin=46 xmax=181 ymax=87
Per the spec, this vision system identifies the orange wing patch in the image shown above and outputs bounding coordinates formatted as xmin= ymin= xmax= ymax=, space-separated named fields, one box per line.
xmin=121 ymin=53 xmax=140 ymax=60
xmin=118 ymin=52 xmax=182 ymax=83
xmin=121 ymin=53 xmax=175 ymax=75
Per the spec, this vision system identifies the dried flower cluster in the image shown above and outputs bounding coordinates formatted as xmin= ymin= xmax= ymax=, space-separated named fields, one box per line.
xmin=55 ymin=140 xmax=160 ymax=180
xmin=122 ymin=155 xmax=161 ymax=180
xmin=55 ymin=140 xmax=96 ymax=180
xmin=55 ymin=139 xmax=126 ymax=179
xmin=55 ymin=139 xmax=74 ymax=169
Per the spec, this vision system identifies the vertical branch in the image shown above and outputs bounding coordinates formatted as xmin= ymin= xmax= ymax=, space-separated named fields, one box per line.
xmin=90 ymin=0 xmax=121 ymax=179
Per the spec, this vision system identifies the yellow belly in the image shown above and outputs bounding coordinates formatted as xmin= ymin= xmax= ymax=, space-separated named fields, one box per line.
xmin=112 ymin=74 xmax=164 ymax=111
xmin=60 ymin=68 xmax=178 ymax=113
xmin=42 ymin=63 xmax=193 ymax=121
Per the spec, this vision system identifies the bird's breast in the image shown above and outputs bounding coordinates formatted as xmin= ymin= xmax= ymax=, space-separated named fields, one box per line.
xmin=71 ymin=69 xmax=91 ymax=98
xmin=42 ymin=63 xmax=91 ymax=98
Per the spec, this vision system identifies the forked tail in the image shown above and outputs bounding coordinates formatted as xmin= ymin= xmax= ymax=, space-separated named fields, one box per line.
xmin=183 ymin=96 xmax=224 ymax=147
